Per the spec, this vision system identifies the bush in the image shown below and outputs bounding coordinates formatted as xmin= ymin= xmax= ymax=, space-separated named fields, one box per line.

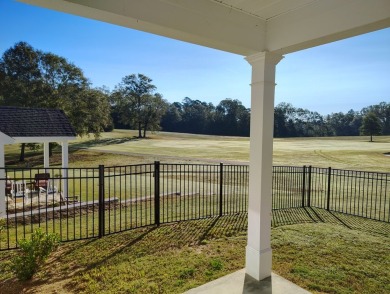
xmin=178 ymin=267 xmax=195 ymax=279
xmin=209 ymin=258 xmax=223 ymax=271
xmin=12 ymin=228 xmax=60 ymax=281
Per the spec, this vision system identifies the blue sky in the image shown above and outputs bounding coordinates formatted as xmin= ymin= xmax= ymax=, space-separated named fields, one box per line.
xmin=1 ymin=0 xmax=389 ymax=115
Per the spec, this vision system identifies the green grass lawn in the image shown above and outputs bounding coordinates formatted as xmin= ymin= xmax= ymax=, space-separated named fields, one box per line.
xmin=0 ymin=211 xmax=389 ymax=294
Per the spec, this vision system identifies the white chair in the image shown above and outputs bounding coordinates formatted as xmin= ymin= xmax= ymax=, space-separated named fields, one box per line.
xmin=11 ymin=180 xmax=28 ymax=198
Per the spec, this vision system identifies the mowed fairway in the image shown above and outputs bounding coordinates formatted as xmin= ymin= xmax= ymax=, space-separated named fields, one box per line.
xmin=273 ymin=136 xmax=390 ymax=172
xmin=77 ymin=130 xmax=390 ymax=172
xmin=84 ymin=130 xmax=249 ymax=162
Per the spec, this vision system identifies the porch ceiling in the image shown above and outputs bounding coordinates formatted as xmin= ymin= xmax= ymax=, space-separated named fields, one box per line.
xmin=19 ymin=0 xmax=390 ymax=55
xmin=209 ymin=0 xmax=318 ymax=20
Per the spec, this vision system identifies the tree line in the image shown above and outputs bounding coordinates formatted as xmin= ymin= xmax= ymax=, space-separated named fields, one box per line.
xmin=111 ymin=82 xmax=387 ymax=140
xmin=109 ymin=74 xmax=387 ymax=141
xmin=112 ymin=85 xmax=388 ymax=141
xmin=1 ymin=42 xmax=388 ymax=162
xmin=273 ymin=102 xmax=388 ymax=140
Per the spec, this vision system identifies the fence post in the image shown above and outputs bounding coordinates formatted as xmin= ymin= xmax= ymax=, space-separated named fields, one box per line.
xmin=219 ymin=162 xmax=223 ymax=217
xmin=98 ymin=165 xmax=105 ymax=238
xmin=307 ymin=165 xmax=312 ymax=207
xmin=327 ymin=167 xmax=332 ymax=211
xmin=154 ymin=161 xmax=160 ymax=226
xmin=302 ymin=165 xmax=306 ymax=207
xmin=0 ymin=166 xmax=6 ymax=218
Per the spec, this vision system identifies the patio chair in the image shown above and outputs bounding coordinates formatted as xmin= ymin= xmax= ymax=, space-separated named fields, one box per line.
xmin=39 ymin=185 xmax=58 ymax=194
xmin=11 ymin=180 xmax=29 ymax=198
xmin=34 ymin=173 xmax=50 ymax=191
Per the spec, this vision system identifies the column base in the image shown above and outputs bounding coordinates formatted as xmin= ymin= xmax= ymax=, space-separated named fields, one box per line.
xmin=245 ymin=245 xmax=272 ymax=281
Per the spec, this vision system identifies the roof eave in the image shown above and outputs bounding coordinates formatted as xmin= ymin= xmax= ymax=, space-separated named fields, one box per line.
xmin=12 ymin=136 xmax=77 ymax=143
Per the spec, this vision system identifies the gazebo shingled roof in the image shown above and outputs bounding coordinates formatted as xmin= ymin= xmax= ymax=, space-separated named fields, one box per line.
xmin=0 ymin=106 xmax=76 ymax=138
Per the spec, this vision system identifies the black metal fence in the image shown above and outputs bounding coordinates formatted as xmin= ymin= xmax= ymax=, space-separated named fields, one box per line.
xmin=0 ymin=163 xmax=388 ymax=250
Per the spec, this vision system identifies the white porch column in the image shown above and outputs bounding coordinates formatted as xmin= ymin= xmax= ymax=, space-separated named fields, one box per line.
xmin=245 ymin=51 xmax=283 ymax=281
xmin=62 ymin=141 xmax=69 ymax=198
xmin=0 ymin=144 xmax=5 ymax=217
xmin=44 ymin=142 xmax=50 ymax=169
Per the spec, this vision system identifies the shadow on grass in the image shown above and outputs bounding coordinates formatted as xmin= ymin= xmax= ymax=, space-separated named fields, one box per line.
xmin=70 ymin=136 xmax=139 ymax=150
xmin=84 ymin=227 xmax=158 ymax=270
xmin=5 ymin=137 xmax=140 ymax=168
xmin=272 ymin=207 xmax=389 ymax=236
xmin=147 ymin=214 xmax=248 ymax=248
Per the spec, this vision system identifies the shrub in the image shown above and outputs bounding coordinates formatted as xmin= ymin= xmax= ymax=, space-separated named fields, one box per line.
xmin=12 ymin=228 xmax=60 ymax=281
xmin=178 ymin=267 xmax=195 ymax=279
xmin=209 ymin=258 xmax=223 ymax=271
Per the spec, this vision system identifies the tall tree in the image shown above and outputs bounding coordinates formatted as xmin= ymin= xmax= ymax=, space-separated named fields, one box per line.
xmin=112 ymin=74 xmax=165 ymax=138
xmin=0 ymin=42 xmax=42 ymax=160
xmin=274 ymin=106 xmax=289 ymax=137
xmin=140 ymin=93 xmax=169 ymax=137
xmin=361 ymin=102 xmax=390 ymax=135
xmin=360 ymin=112 xmax=382 ymax=142
xmin=180 ymin=97 xmax=215 ymax=134
xmin=273 ymin=103 xmax=298 ymax=137
xmin=215 ymin=99 xmax=250 ymax=136
xmin=63 ymin=87 xmax=112 ymax=136
xmin=0 ymin=42 xmax=42 ymax=108
xmin=326 ymin=110 xmax=362 ymax=136
xmin=161 ymin=102 xmax=183 ymax=133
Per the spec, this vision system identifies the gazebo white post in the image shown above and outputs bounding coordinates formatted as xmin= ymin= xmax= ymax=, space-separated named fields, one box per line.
xmin=0 ymin=143 xmax=5 ymax=217
xmin=62 ymin=141 xmax=69 ymax=198
xmin=43 ymin=142 xmax=50 ymax=169
xmin=245 ymin=51 xmax=283 ymax=281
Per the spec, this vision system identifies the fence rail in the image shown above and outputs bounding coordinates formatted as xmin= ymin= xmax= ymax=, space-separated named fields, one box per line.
xmin=0 ymin=163 xmax=388 ymax=250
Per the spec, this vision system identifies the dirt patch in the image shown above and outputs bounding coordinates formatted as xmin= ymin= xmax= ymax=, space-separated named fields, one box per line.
xmin=25 ymin=278 xmax=73 ymax=294
xmin=0 ymin=247 xmax=81 ymax=294
xmin=0 ymin=278 xmax=73 ymax=294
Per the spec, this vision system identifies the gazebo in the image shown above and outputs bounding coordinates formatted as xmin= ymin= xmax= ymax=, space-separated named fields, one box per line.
xmin=18 ymin=0 xmax=390 ymax=286
xmin=0 ymin=106 xmax=77 ymax=217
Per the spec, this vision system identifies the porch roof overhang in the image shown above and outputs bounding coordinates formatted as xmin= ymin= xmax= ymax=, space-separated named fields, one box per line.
xmin=19 ymin=0 xmax=390 ymax=55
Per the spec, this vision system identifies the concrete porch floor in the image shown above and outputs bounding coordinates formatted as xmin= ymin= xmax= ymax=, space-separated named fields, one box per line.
xmin=184 ymin=269 xmax=311 ymax=294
